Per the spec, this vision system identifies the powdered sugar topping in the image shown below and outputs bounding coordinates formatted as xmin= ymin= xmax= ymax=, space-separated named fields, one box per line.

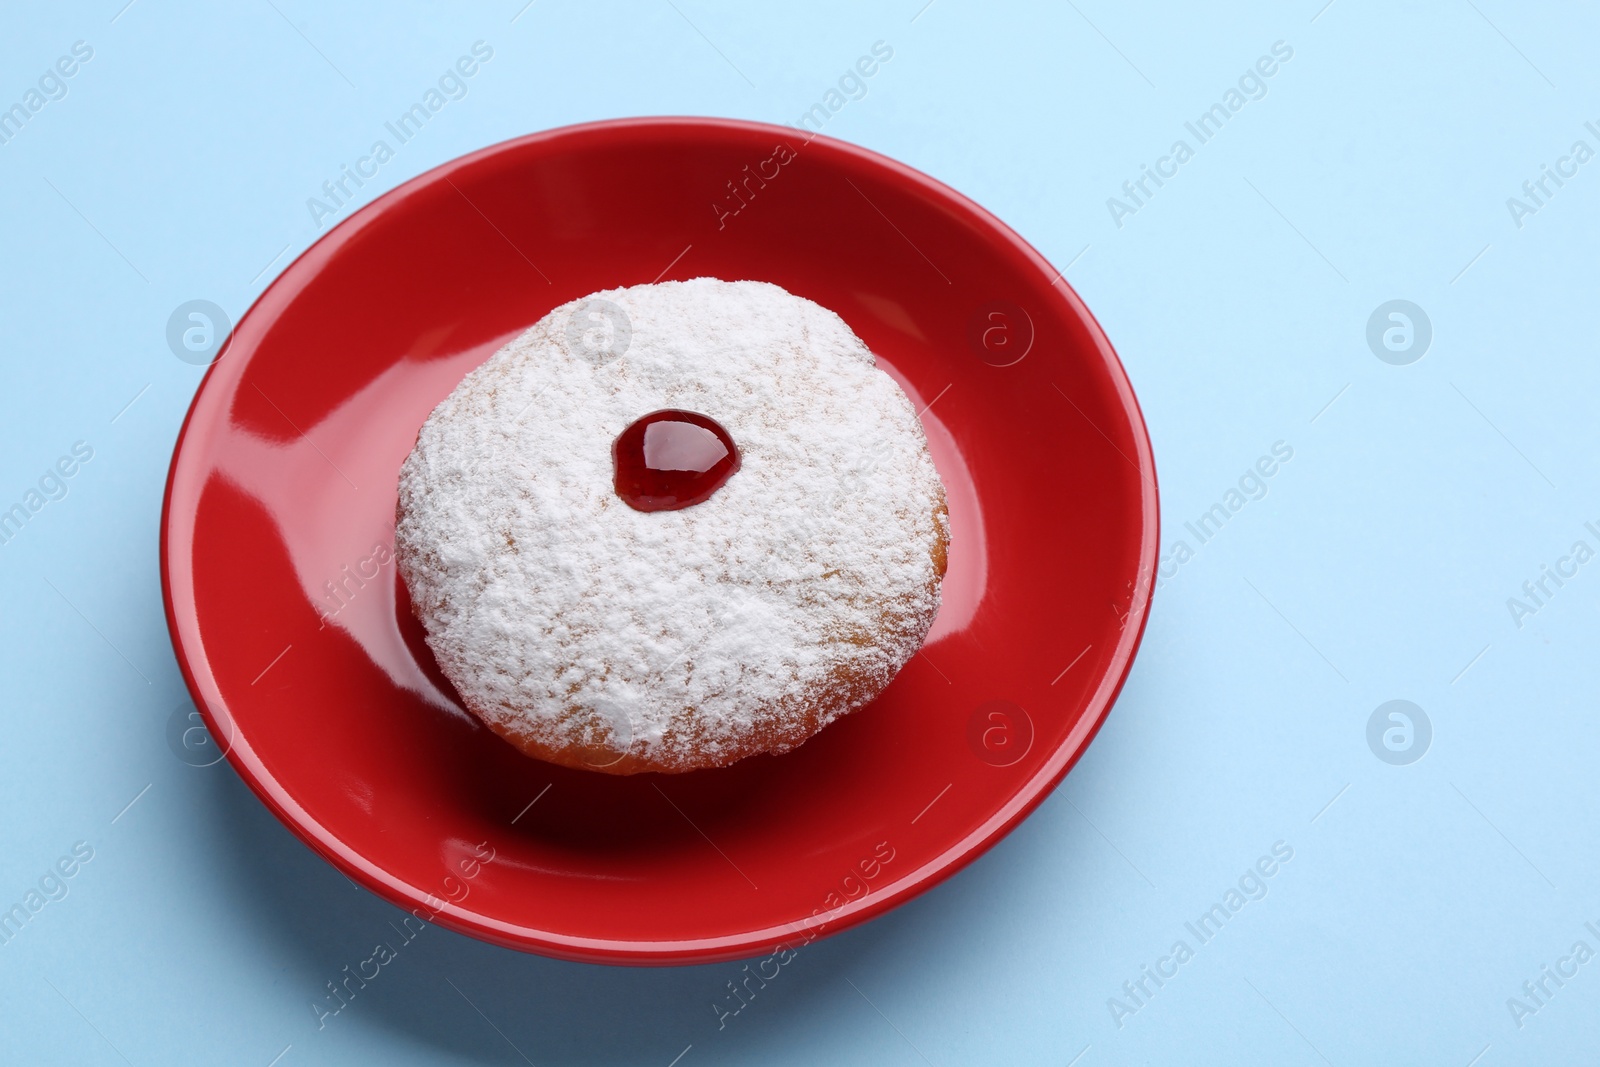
xmin=395 ymin=278 xmax=947 ymax=770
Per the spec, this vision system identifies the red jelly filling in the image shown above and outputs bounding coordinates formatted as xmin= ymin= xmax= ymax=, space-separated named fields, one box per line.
xmin=613 ymin=409 xmax=740 ymax=512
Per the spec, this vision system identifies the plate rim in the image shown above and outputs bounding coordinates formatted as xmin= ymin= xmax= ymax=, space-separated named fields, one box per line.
xmin=160 ymin=115 xmax=1160 ymax=965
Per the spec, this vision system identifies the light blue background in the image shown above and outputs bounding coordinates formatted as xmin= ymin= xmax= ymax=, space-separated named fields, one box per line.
xmin=2 ymin=1 xmax=1596 ymax=1063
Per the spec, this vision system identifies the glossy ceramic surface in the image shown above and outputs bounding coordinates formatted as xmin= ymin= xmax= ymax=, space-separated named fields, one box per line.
xmin=160 ymin=118 xmax=1158 ymax=964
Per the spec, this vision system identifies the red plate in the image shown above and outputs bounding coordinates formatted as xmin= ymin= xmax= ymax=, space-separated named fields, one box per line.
xmin=161 ymin=118 xmax=1158 ymax=965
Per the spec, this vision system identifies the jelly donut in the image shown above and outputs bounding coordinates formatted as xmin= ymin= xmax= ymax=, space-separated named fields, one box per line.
xmin=395 ymin=279 xmax=948 ymax=774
